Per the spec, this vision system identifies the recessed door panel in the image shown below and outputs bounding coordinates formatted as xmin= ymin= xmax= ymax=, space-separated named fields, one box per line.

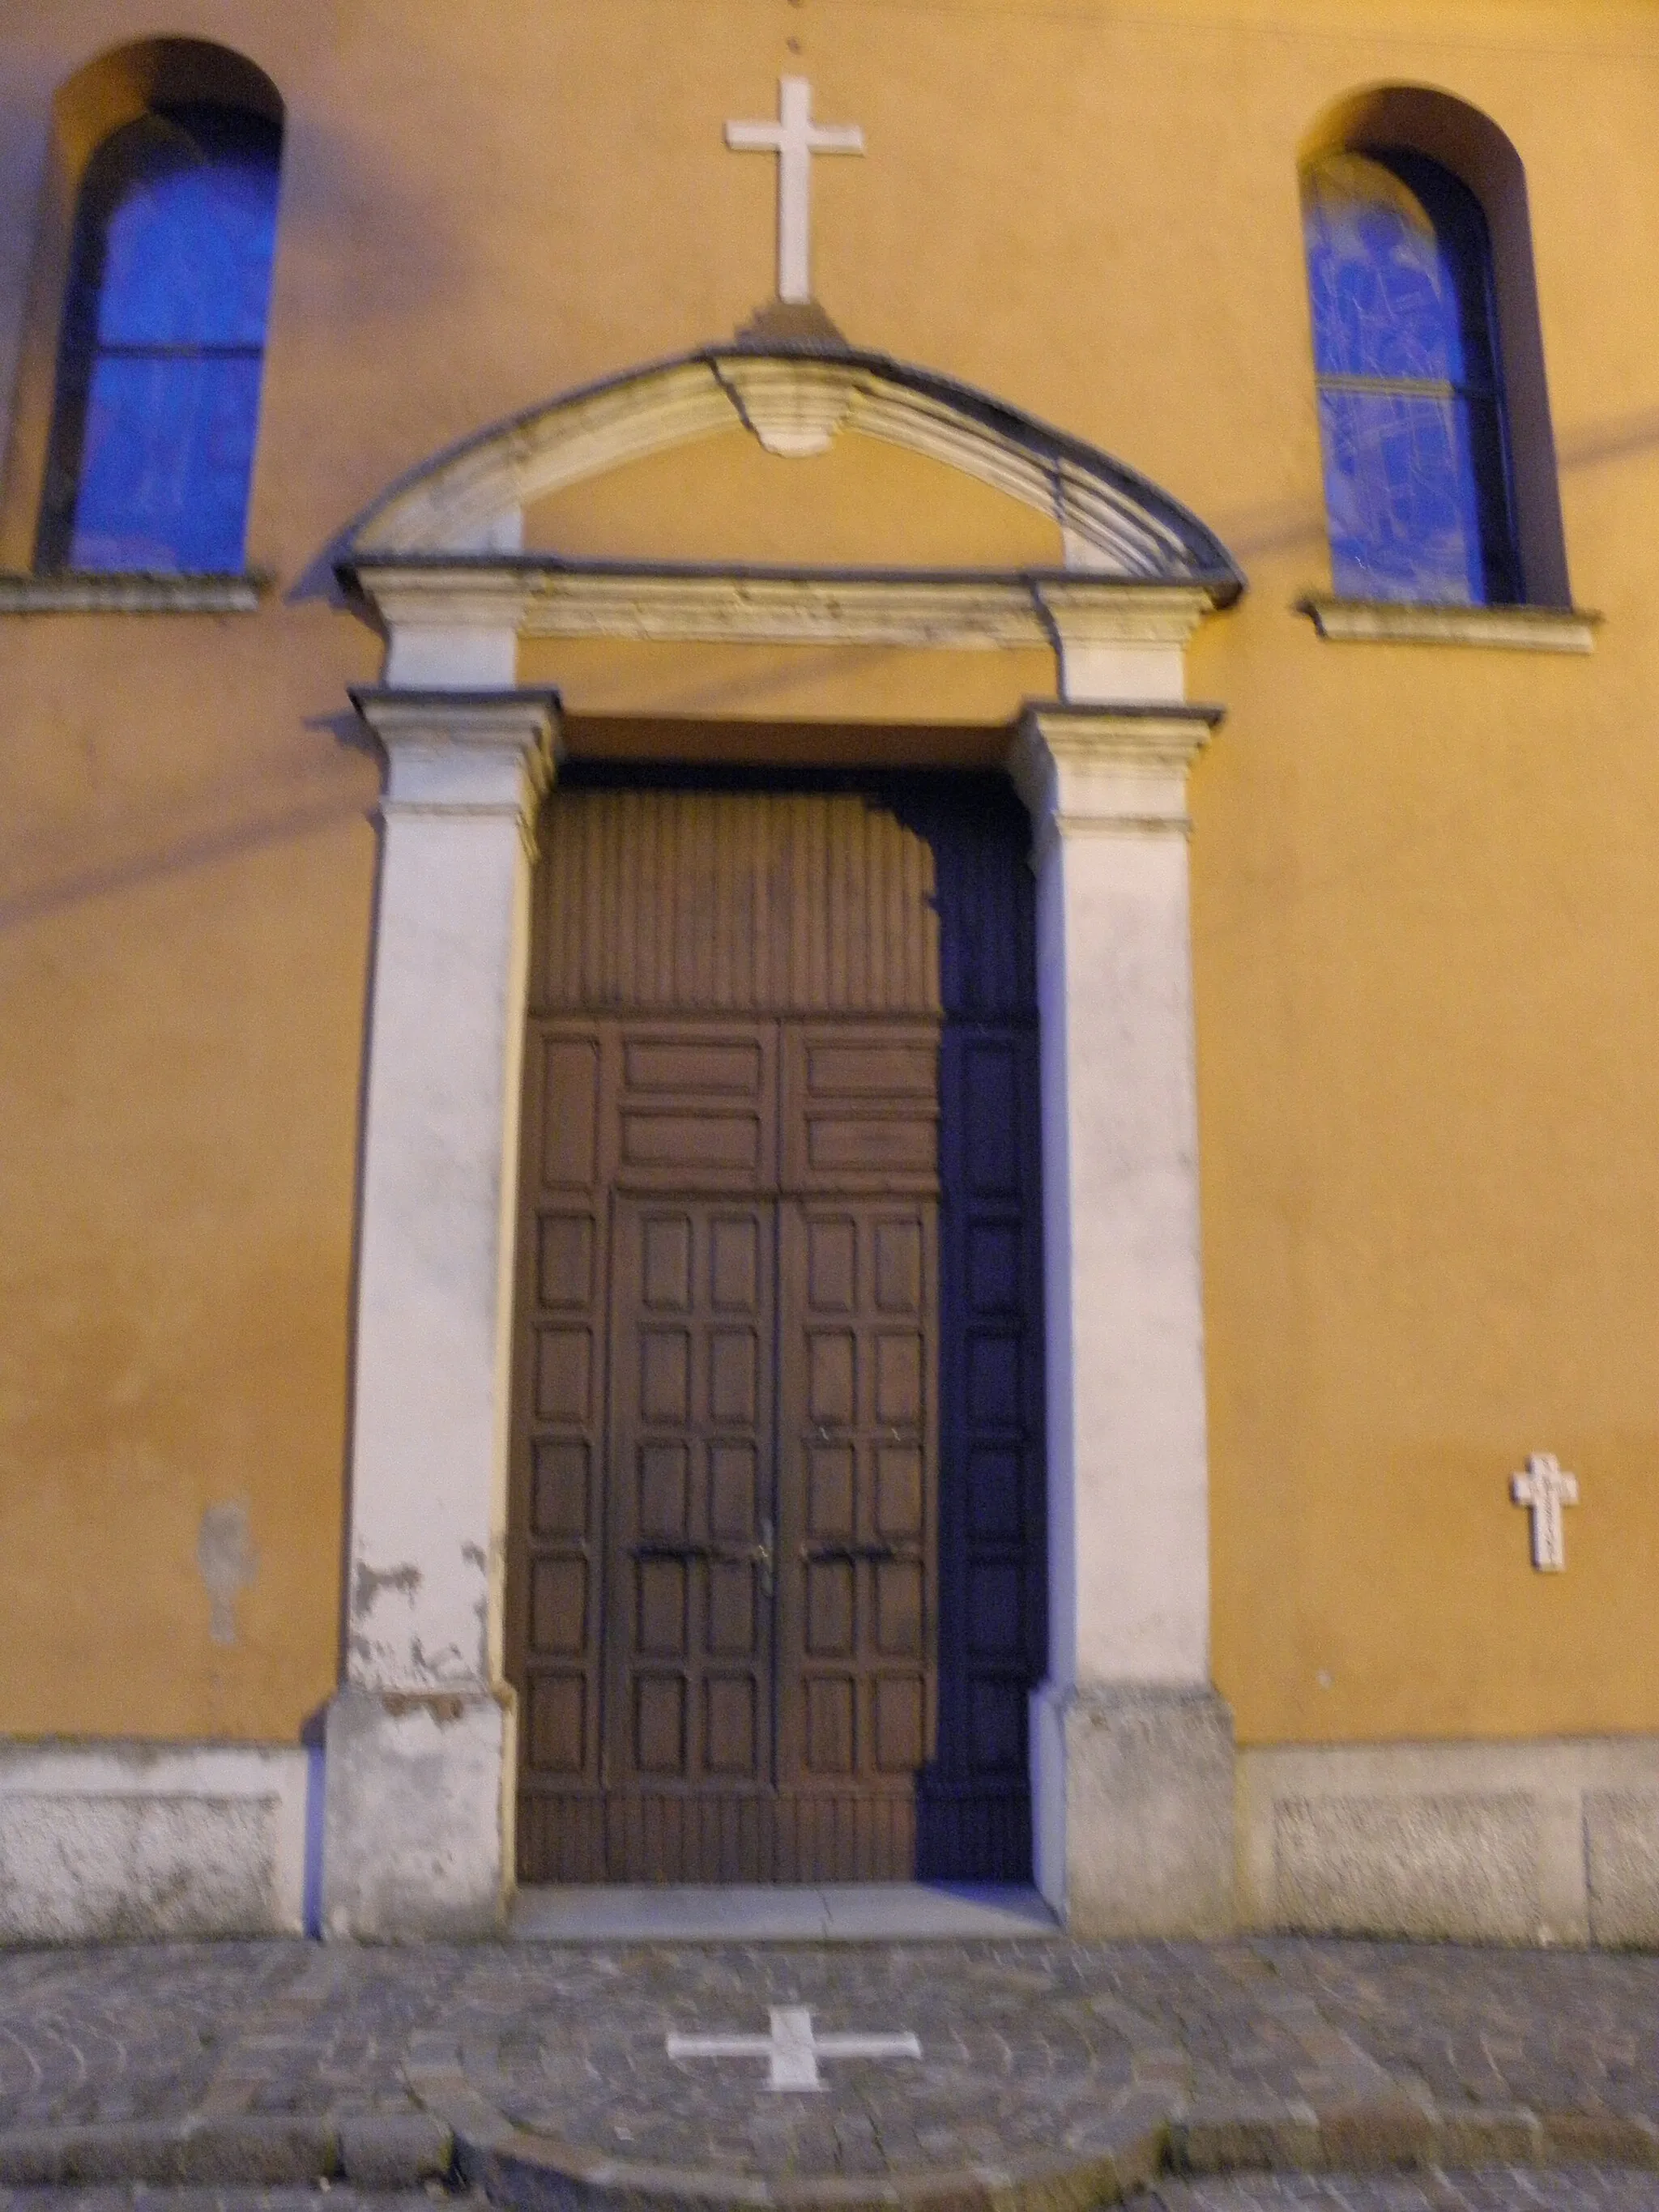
xmin=783 ymin=1023 xmax=941 ymax=1195
xmin=612 ymin=1025 xmax=778 ymax=1194
xmin=776 ymin=1195 xmax=940 ymax=1877
xmin=605 ymin=1196 xmax=777 ymax=1812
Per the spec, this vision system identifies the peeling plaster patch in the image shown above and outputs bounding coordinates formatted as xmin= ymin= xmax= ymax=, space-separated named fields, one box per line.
xmin=409 ymin=1635 xmax=466 ymax=1681
xmin=197 ymin=1502 xmax=256 ymax=1646
xmin=352 ymin=1558 xmax=422 ymax=1617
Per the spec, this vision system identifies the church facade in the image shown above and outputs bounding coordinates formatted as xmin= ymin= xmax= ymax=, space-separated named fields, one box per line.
xmin=2 ymin=0 xmax=1657 ymax=1946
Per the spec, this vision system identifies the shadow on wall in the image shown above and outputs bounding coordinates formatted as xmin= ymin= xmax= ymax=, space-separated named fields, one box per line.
xmin=0 ymin=764 xmax=377 ymax=936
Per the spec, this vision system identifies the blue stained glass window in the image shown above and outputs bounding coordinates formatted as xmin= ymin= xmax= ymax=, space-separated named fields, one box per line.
xmin=1303 ymin=150 xmax=1520 ymax=605
xmin=39 ymin=104 xmax=280 ymax=573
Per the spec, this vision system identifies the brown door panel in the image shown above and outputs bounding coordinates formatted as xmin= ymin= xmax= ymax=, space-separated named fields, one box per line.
xmin=603 ymin=1197 xmax=778 ymax=1802
xmin=783 ymin=1022 xmax=941 ymax=1195
xmin=507 ymin=1020 xmax=610 ymax=1828
xmin=776 ymin=1198 xmax=940 ymax=1822
xmin=609 ymin=1022 xmax=778 ymax=1195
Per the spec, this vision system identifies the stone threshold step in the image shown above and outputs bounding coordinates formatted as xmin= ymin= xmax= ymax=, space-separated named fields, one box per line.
xmin=435 ymin=2090 xmax=1659 ymax=2212
xmin=507 ymin=1881 xmax=1059 ymax=1941
xmin=8 ymin=2103 xmax=1659 ymax=2210
xmin=0 ymin=2195 xmax=474 ymax=2212
xmin=0 ymin=2120 xmax=453 ymax=2193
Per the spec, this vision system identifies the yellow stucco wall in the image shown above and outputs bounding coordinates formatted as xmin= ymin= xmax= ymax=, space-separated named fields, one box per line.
xmin=2 ymin=0 xmax=1657 ymax=1745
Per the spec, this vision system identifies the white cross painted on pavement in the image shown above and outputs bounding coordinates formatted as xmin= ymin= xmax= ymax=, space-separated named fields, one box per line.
xmin=1511 ymin=1451 xmax=1579 ymax=1571
xmin=666 ymin=2005 xmax=920 ymax=2092
xmin=726 ymin=78 xmax=864 ymax=304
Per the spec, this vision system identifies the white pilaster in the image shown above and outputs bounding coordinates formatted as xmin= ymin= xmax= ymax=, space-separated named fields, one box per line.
xmin=1009 ymin=700 xmax=1235 ymax=1936
xmin=1034 ymin=581 xmax=1207 ymax=707
xmin=382 ymin=622 xmax=518 ymax=689
xmin=322 ymin=687 xmax=559 ymax=1940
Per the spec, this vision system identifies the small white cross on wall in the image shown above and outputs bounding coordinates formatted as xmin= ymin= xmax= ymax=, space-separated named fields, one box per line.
xmin=1511 ymin=1451 xmax=1580 ymax=1571
xmin=726 ymin=78 xmax=864 ymax=304
xmin=667 ymin=2005 xmax=920 ymax=2092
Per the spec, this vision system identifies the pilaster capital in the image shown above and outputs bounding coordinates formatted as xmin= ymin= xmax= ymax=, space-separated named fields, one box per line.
xmin=350 ymin=686 xmax=561 ymax=841
xmin=1009 ymin=700 xmax=1222 ymax=850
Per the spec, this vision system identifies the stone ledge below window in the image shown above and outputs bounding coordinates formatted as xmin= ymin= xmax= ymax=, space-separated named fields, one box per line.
xmin=1297 ymin=595 xmax=1601 ymax=654
xmin=0 ymin=571 xmax=268 ymax=614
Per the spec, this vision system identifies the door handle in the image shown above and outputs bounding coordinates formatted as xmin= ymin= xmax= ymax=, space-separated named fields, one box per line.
xmin=630 ymin=1528 xmax=774 ymax=1598
xmin=800 ymin=1541 xmax=898 ymax=1563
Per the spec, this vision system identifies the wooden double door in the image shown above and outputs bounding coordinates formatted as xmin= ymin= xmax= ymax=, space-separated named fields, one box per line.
xmin=508 ymin=782 xmax=1046 ymax=1886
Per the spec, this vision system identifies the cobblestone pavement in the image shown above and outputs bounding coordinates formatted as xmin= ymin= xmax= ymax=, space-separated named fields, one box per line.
xmin=2 ymin=1938 xmax=1659 ymax=2196
xmin=0 ymin=1946 xmax=464 ymax=2126
xmin=1258 ymin=1941 xmax=1659 ymax=2121
xmin=444 ymin=1942 xmax=1169 ymax=2179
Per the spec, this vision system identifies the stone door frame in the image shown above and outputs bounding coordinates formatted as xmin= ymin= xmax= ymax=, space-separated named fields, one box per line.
xmin=322 ymin=347 xmax=1242 ymax=1937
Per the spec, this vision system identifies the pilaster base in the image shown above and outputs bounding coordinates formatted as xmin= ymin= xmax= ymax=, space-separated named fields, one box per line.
xmin=322 ymin=1686 xmax=514 ymax=1941
xmin=1033 ymin=1681 xmax=1235 ymax=1936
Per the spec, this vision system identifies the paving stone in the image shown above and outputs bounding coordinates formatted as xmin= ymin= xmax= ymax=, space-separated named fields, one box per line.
xmin=337 ymin=2122 xmax=453 ymax=2191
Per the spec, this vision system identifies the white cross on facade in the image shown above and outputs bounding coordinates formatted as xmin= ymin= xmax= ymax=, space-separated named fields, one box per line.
xmin=666 ymin=2005 xmax=920 ymax=2092
xmin=726 ymin=77 xmax=864 ymax=304
xmin=1511 ymin=1451 xmax=1580 ymax=1571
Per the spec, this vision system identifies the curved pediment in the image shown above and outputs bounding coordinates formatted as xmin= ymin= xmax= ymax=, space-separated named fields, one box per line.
xmin=348 ymin=343 xmax=1243 ymax=593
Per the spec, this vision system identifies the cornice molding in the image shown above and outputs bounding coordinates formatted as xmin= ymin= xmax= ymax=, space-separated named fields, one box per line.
xmin=1298 ymin=596 xmax=1601 ymax=654
xmin=1030 ymin=578 xmax=1214 ymax=650
xmin=348 ymin=685 xmax=563 ymax=746
xmin=343 ymin=558 xmax=1226 ymax=656
xmin=0 ymin=572 xmax=267 ymax=614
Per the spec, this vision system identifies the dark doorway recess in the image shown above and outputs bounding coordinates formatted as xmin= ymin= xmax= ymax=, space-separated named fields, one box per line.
xmin=505 ymin=766 xmax=1045 ymax=1884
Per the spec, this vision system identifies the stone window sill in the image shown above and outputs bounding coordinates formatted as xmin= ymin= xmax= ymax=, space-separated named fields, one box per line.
xmin=1297 ymin=595 xmax=1600 ymax=654
xmin=0 ymin=571 xmax=268 ymax=614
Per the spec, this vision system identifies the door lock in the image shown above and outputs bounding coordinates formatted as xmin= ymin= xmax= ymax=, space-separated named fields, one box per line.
xmin=753 ymin=1517 xmax=774 ymax=1598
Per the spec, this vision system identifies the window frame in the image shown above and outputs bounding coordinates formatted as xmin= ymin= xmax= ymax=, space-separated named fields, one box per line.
xmin=1303 ymin=143 xmax=1525 ymax=609
xmin=36 ymin=98 xmax=281 ymax=578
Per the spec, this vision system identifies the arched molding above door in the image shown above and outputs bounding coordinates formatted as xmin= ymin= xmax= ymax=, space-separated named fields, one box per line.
xmin=345 ymin=343 xmax=1244 ymax=590
xmin=338 ymin=347 xmax=1243 ymax=708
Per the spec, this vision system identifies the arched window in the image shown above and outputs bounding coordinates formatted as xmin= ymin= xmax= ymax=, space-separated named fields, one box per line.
xmin=37 ymin=101 xmax=280 ymax=574
xmin=1303 ymin=149 xmax=1520 ymax=606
